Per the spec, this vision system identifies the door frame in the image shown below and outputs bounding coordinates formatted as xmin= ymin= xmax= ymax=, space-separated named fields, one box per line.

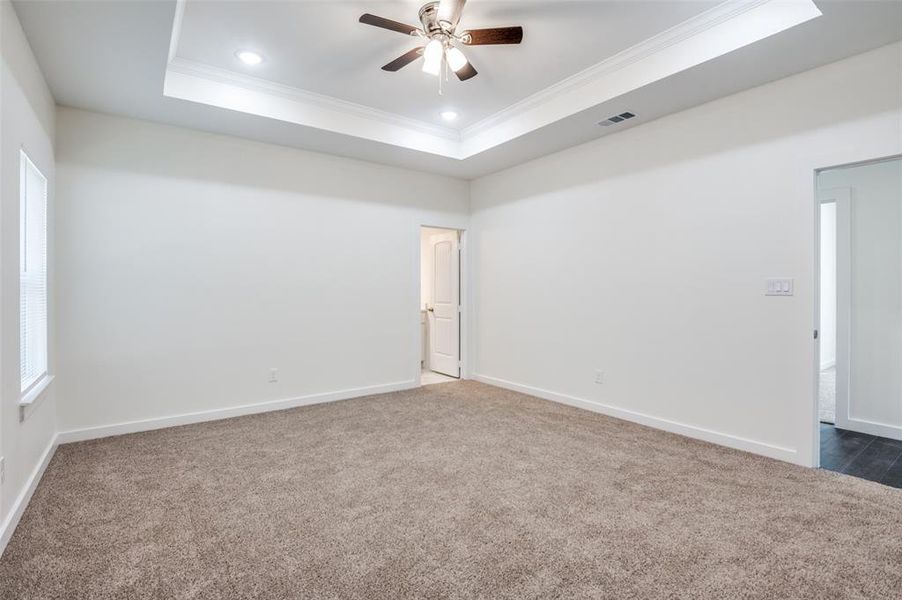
xmin=811 ymin=153 xmax=902 ymax=467
xmin=415 ymin=224 xmax=468 ymax=386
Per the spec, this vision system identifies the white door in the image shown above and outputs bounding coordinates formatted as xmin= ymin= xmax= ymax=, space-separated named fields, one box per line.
xmin=821 ymin=188 xmax=852 ymax=430
xmin=428 ymin=231 xmax=460 ymax=377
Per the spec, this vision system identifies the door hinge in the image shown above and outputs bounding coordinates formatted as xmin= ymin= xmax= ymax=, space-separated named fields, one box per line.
xmin=814 ymin=329 xmax=819 ymax=339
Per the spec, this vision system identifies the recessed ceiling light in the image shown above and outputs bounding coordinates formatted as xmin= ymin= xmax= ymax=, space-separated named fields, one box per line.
xmin=236 ymin=50 xmax=263 ymax=66
xmin=441 ymin=111 xmax=458 ymax=122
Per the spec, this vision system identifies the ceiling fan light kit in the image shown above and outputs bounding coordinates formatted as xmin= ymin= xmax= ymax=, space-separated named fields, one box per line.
xmin=359 ymin=0 xmax=523 ymax=92
xmin=422 ymin=39 xmax=444 ymax=75
xmin=445 ymin=46 xmax=468 ymax=72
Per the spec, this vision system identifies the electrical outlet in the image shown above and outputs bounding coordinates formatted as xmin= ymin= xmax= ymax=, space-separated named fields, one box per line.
xmin=594 ymin=370 xmax=605 ymax=384
xmin=268 ymin=368 xmax=278 ymax=383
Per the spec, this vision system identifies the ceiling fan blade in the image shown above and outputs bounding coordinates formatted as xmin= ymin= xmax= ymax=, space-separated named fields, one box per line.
xmin=454 ymin=62 xmax=478 ymax=81
xmin=359 ymin=13 xmax=419 ymax=36
xmin=462 ymin=26 xmax=523 ymax=45
xmin=437 ymin=0 xmax=466 ymax=28
xmin=381 ymin=47 xmax=424 ymax=72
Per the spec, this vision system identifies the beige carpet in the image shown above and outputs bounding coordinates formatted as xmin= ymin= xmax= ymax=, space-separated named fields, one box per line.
xmin=2 ymin=381 xmax=901 ymax=599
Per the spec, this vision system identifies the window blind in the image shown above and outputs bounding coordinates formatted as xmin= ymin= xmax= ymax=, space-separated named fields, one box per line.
xmin=20 ymin=150 xmax=48 ymax=394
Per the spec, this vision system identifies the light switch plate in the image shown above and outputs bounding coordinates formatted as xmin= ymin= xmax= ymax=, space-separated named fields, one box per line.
xmin=765 ymin=278 xmax=794 ymax=296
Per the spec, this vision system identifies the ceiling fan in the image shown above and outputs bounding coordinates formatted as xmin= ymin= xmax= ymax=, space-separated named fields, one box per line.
xmin=359 ymin=0 xmax=523 ymax=83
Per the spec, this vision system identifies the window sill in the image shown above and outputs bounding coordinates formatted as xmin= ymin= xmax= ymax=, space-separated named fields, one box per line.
xmin=19 ymin=374 xmax=54 ymax=422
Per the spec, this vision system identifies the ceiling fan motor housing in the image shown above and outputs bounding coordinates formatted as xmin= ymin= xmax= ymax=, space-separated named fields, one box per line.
xmin=418 ymin=2 xmax=447 ymax=36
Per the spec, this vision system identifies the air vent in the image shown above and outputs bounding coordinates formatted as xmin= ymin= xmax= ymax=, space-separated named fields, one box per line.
xmin=599 ymin=111 xmax=637 ymax=127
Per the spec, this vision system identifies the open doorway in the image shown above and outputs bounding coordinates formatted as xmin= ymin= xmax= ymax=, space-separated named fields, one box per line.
xmin=816 ymin=156 xmax=902 ymax=488
xmin=818 ymin=197 xmax=837 ymax=425
xmin=420 ymin=226 xmax=461 ymax=386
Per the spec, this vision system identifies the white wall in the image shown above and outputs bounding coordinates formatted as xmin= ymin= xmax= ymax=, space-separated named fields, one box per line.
xmin=0 ymin=0 xmax=57 ymax=545
xmin=819 ymin=202 xmax=836 ymax=369
xmin=819 ymin=159 xmax=902 ymax=438
xmin=55 ymin=108 xmax=469 ymax=434
xmin=469 ymin=42 xmax=902 ymax=468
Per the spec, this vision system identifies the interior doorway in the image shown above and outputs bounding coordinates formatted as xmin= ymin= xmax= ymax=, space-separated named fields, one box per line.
xmin=420 ymin=226 xmax=461 ymax=385
xmin=815 ymin=155 xmax=902 ymax=488
xmin=818 ymin=197 xmax=837 ymax=424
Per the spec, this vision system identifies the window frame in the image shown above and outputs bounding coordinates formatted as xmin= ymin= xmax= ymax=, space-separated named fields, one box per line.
xmin=19 ymin=148 xmax=52 ymax=416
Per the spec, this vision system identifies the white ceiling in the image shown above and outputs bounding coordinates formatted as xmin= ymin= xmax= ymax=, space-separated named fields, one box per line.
xmin=174 ymin=1 xmax=719 ymax=129
xmin=11 ymin=1 xmax=902 ymax=179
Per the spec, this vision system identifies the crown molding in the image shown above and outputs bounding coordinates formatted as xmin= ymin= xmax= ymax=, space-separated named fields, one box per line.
xmin=166 ymin=57 xmax=461 ymax=141
xmin=167 ymin=0 xmax=187 ymax=63
xmin=458 ymin=0 xmax=820 ymax=157
xmin=460 ymin=0 xmax=773 ymax=139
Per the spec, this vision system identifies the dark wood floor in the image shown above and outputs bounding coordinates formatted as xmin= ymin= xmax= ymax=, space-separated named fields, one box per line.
xmin=820 ymin=423 xmax=902 ymax=488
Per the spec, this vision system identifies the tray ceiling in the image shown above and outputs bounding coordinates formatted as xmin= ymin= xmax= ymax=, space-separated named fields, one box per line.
xmin=163 ymin=0 xmax=822 ymax=158
xmin=12 ymin=0 xmax=902 ymax=178
xmin=172 ymin=1 xmax=721 ymax=130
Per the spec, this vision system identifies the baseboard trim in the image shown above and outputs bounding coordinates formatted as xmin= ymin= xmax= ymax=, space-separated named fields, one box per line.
xmin=57 ymin=380 xmax=418 ymax=445
xmin=842 ymin=417 xmax=902 ymax=442
xmin=0 ymin=434 xmax=58 ymax=558
xmin=474 ymin=374 xmax=799 ymax=464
